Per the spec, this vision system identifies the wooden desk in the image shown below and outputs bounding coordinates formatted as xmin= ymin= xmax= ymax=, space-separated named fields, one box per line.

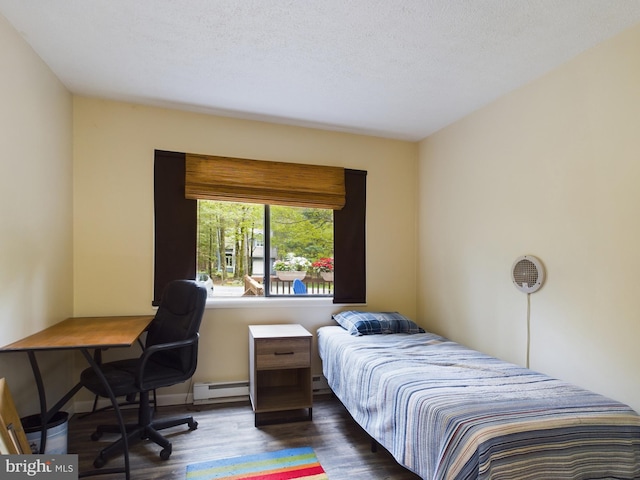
xmin=1 ymin=315 xmax=154 ymax=480
xmin=2 ymin=316 xmax=153 ymax=352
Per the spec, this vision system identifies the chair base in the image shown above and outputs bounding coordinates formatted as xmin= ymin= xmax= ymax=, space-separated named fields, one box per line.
xmin=91 ymin=414 xmax=198 ymax=468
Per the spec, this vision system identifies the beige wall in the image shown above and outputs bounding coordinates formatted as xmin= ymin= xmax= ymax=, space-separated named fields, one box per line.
xmin=5 ymin=6 xmax=639 ymax=419
xmin=72 ymin=98 xmax=418 ymax=404
xmin=0 ymin=15 xmax=74 ymax=415
xmin=418 ymin=24 xmax=640 ymax=412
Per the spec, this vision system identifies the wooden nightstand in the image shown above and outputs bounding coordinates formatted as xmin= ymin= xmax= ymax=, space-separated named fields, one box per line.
xmin=248 ymin=324 xmax=313 ymax=426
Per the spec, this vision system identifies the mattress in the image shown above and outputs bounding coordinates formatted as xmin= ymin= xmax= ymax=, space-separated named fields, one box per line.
xmin=318 ymin=325 xmax=640 ymax=480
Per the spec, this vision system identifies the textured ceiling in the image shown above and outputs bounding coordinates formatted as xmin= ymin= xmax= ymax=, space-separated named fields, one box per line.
xmin=2 ymin=1 xmax=640 ymax=141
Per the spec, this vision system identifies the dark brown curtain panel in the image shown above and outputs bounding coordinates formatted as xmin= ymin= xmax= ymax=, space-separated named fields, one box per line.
xmin=153 ymin=150 xmax=197 ymax=305
xmin=333 ymin=169 xmax=367 ymax=304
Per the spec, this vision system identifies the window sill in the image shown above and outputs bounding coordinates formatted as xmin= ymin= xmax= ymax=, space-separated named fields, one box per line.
xmin=205 ymin=296 xmax=367 ymax=309
xmin=204 ymin=296 xmax=339 ymax=309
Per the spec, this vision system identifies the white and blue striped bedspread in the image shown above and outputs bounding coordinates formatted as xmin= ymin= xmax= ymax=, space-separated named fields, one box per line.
xmin=318 ymin=326 xmax=640 ymax=479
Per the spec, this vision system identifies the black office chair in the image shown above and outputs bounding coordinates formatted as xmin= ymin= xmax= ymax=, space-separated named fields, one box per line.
xmin=80 ymin=279 xmax=207 ymax=468
xmin=81 ymin=339 xmax=156 ymax=420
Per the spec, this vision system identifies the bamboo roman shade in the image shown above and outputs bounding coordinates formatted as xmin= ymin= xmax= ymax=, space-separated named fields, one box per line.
xmin=185 ymin=154 xmax=346 ymax=210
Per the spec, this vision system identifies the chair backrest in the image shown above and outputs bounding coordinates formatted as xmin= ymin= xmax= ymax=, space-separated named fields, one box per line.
xmin=145 ymin=279 xmax=207 ymax=373
xmin=292 ymin=278 xmax=307 ymax=294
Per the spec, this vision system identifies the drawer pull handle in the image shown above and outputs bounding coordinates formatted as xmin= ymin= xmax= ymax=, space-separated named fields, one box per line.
xmin=274 ymin=351 xmax=294 ymax=356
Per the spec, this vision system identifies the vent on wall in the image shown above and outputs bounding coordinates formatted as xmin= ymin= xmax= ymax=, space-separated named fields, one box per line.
xmin=312 ymin=375 xmax=330 ymax=393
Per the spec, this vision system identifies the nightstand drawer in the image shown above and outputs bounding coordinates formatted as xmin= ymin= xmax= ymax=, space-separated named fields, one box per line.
xmin=256 ymin=338 xmax=310 ymax=369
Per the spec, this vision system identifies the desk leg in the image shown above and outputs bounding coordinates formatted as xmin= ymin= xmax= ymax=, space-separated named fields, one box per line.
xmin=80 ymin=349 xmax=130 ymax=480
xmin=25 ymin=351 xmax=83 ymax=455
xmin=27 ymin=351 xmax=48 ymax=454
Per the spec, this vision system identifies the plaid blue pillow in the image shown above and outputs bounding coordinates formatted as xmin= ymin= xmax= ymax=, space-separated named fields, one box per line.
xmin=332 ymin=311 xmax=426 ymax=336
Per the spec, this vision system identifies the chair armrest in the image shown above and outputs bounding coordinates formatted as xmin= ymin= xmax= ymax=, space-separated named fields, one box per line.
xmin=136 ymin=334 xmax=199 ymax=389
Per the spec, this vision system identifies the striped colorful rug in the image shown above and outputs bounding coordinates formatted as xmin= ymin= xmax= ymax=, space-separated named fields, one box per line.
xmin=186 ymin=446 xmax=328 ymax=480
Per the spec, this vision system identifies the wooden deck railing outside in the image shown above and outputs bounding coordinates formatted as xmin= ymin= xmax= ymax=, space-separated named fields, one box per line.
xmin=243 ymin=275 xmax=333 ymax=296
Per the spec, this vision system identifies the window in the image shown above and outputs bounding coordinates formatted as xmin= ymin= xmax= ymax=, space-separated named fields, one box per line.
xmin=153 ymin=150 xmax=366 ymax=305
xmin=196 ymin=201 xmax=334 ymax=297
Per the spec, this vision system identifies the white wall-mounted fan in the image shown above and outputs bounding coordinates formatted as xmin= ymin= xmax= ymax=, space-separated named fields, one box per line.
xmin=512 ymin=255 xmax=545 ymax=368
xmin=511 ymin=255 xmax=545 ymax=294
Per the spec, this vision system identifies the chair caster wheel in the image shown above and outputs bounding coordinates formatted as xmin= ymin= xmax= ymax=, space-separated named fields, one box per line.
xmin=160 ymin=446 xmax=172 ymax=460
xmin=93 ymin=456 xmax=106 ymax=469
xmin=91 ymin=431 xmax=102 ymax=441
xmin=188 ymin=419 xmax=198 ymax=430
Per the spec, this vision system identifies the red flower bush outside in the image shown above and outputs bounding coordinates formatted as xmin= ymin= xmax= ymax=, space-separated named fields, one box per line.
xmin=312 ymin=257 xmax=334 ymax=273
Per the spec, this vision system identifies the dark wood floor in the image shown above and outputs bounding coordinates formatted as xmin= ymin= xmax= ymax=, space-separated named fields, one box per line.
xmin=68 ymin=394 xmax=421 ymax=479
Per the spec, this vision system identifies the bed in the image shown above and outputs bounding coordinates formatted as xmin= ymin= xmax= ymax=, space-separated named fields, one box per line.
xmin=318 ymin=312 xmax=640 ymax=480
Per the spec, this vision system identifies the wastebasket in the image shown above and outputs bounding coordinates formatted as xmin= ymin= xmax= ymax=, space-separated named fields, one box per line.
xmin=21 ymin=411 xmax=69 ymax=454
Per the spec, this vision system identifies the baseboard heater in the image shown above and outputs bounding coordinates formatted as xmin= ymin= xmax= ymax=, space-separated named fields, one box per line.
xmin=193 ymin=381 xmax=250 ymax=405
xmin=193 ymin=376 xmax=331 ymax=405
